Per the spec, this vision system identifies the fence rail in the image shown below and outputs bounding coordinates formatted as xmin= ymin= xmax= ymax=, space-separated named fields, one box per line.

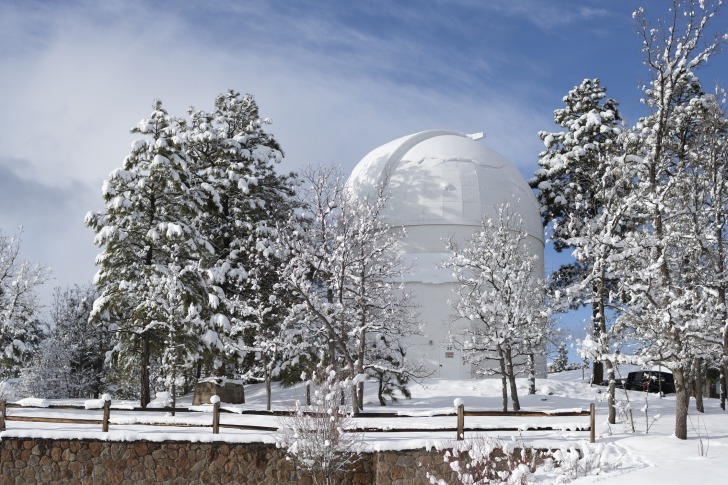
xmin=0 ymin=400 xmax=595 ymax=443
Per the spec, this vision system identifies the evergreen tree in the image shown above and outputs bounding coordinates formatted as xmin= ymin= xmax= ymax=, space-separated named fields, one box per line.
xmin=531 ymin=78 xmax=624 ymax=387
xmin=23 ymin=284 xmax=112 ymax=398
xmin=367 ymin=335 xmax=413 ymax=405
xmin=551 ymin=343 xmax=569 ymax=373
xmin=86 ymin=101 xmax=217 ymax=407
xmin=183 ymin=90 xmax=297 ymax=379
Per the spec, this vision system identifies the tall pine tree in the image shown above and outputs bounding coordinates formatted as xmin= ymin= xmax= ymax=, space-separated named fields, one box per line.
xmin=531 ymin=78 xmax=624 ymax=388
xmin=87 ymin=101 xmax=217 ymax=407
xmin=183 ymin=90 xmax=297 ymax=379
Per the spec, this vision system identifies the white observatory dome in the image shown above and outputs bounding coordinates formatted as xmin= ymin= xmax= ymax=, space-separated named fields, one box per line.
xmin=348 ymin=129 xmax=543 ymax=283
xmin=347 ymin=130 xmax=546 ymax=379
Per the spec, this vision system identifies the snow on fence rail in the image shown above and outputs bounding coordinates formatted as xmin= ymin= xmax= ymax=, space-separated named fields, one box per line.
xmin=0 ymin=400 xmax=595 ymax=443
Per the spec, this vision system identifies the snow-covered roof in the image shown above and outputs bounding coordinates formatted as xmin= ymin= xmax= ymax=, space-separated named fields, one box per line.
xmin=347 ymin=130 xmax=543 ymax=244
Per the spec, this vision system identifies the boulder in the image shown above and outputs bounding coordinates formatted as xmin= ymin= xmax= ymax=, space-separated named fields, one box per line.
xmin=192 ymin=379 xmax=245 ymax=405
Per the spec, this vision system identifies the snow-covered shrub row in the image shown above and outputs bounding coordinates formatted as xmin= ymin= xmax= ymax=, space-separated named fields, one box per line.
xmin=426 ymin=435 xmax=621 ymax=484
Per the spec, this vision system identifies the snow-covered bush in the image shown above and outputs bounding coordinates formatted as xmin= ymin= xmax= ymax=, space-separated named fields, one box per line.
xmin=0 ymin=379 xmax=19 ymax=401
xmin=427 ymin=435 xmax=621 ymax=484
xmin=549 ymin=442 xmax=621 ymax=482
xmin=427 ymin=435 xmax=546 ymax=484
xmin=275 ymin=365 xmax=362 ymax=485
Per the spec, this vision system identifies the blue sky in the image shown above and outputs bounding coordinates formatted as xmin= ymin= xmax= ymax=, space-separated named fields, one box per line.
xmin=0 ymin=1 xmax=726 ymax=355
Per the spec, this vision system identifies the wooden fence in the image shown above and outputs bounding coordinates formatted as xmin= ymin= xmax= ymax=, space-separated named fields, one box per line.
xmin=0 ymin=400 xmax=595 ymax=443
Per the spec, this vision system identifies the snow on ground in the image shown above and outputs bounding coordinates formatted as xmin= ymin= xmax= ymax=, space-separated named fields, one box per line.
xmin=2 ymin=370 xmax=728 ymax=484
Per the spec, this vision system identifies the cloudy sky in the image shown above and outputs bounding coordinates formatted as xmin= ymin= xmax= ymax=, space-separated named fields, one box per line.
xmin=1 ymin=1 xmax=726 ymax=331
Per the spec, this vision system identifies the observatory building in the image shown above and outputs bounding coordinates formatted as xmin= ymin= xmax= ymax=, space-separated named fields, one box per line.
xmin=347 ymin=130 xmax=546 ymax=379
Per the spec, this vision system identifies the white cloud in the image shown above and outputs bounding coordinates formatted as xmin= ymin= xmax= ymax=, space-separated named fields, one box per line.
xmin=0 ymin=0 xmax=549 ymax=182
xmin=445 ymin=0 xmax=613 ymax=31
xmin=0 ymin=0 xmax=581 ymax=305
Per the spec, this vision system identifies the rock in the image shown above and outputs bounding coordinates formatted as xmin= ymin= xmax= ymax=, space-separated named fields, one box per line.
xmin=192 ymin=379 xmax=245 ymax=405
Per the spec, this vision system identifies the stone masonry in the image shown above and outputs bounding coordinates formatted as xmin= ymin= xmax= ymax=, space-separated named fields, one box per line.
xmin=0 ymin=438 xmax=458 ymax=485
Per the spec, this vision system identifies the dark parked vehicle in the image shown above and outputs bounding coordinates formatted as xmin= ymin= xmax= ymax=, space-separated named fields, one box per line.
xmin=623 ymin=370 xmax=675 ymax=394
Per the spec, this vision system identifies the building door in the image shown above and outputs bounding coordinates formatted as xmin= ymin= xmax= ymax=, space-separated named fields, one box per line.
xmin=439 ymin=343 xmax=466 ymax=379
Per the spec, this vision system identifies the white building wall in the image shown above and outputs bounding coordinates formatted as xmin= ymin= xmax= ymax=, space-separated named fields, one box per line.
xmin=349 ymin=130 xmax=548 ymax=380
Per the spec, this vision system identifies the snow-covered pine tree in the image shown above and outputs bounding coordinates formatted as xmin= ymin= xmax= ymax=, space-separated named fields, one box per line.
xmin=86 ymin=101 xmax=218 ymax=408
xmin=23 ymin=284 xmax=112 ymax=398
xmin=366 ymin=335 xmax=414 ymax=406
xmin=183 ymin=90 xmax=297 ymax=380
xmin=616 ymin=0 xmax=727 ymax=439
xmin=531 ymin=79 xmax=624 ymax=388
xmin=551 ymin=343 xmax=569 ymax=373
xmin=443 ymin=203 xmax=546 ymax=412
xmin=240 ymin=236 xmax=297 ymax=410
xmin=0 ymin=227 xmax=50 ymax=379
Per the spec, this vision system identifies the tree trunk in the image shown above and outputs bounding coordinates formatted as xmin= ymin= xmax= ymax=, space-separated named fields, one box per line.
xmin=356 ymin=327 xmax=365 ymax=411
xmin=378 ymin=374 xmax=386 ymax=406
xmin=350 ymin=383 xmax=359 ymax=417
xmin=265 ymin=363 xmax=272 ymax=412
xmin=683 ymin=363 xmax=692 ymax=409
xmin=357 ymin=381 xmax=364 ymax=411
xmin=528 ymin=354 xmax=536 ymax=395
xmin=694 ymin=358 xmax=704 ymax=413
xmin=505 ymin=348 xmax=520 ymax=411
xmin=498 ymin=353 xmax=508 ymax=412
xmin=721 ymin=365 xmax=727 ymax=411
xmin=723 ymin=306 xmax=728 ymax=410
xmin=328 ymin=329 xmax=336 ymax=370
xmin=171 ymin=362 xmax=177 ymax=417
xmin=591 ymin=293 xmax=603 ymax=385
xmin=673 ymin=366 xmax=688 ymax=440
xmin=356 ymin=259 xmax=367 ymax=412
xmin=606 ymin=358 xmax=616 ymax=424
xmin=140 ymin=332 xmax=151 ymax=409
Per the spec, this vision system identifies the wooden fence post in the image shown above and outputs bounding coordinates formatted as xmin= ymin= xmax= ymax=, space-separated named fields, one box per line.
xmin=212 ymin=400 xmax=220 ymax=434
xmin=456 ymin=403 xmax=465 ymax=441
xmin=589 ymin=403 xmax=595 ymax=443
xmin=102 ymin=398 xmax=111 ymax=432
xmin=0 ymin=400 xmax=5 ymax=431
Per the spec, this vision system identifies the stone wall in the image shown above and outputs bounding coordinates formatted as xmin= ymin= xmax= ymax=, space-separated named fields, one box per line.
xmin=0 ymin=438 xmax=457 ymax=485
